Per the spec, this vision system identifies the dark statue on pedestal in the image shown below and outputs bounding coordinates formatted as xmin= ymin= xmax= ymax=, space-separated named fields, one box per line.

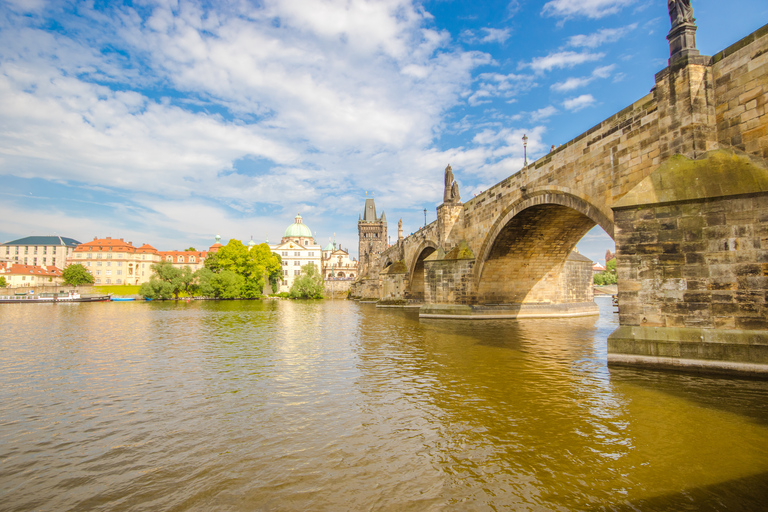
xmin=668 ymin=0 xmax=694 ymax=27
xmin=443 ymin=164 xmax=460 ymax=204
xmin=666 ymin=0 xmax=699 ymax=63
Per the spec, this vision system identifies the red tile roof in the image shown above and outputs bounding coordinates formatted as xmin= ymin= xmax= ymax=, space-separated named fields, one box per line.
xmin=1 ymin=263 xmax=63 ymax=277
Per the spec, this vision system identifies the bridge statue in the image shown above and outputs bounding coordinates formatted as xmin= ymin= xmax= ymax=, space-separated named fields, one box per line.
xmin=668 ymin=0 xmax=693 ymax=27
xmin=443 ymin=164 xmax=461 ymax=204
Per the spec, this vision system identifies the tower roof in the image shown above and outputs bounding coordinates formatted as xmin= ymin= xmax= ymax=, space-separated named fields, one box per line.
xmin=362 ymin=198 xmax=377 ymax=221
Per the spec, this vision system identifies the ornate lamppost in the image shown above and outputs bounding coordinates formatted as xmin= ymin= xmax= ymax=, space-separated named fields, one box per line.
xmin=522 ymin=133 xmax=528 ymax=167
xmin=423 ymin=208 xmax=427 ymax=228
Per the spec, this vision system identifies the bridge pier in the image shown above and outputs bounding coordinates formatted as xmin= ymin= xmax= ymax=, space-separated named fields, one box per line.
xmin=608 ymin=150 xmax=768 ymax=374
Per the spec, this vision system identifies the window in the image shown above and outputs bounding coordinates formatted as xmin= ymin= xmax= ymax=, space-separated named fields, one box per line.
xmin=116 ymin=279 xmax=122 ymax=284
xmin=308 ymin=252 xmax=314 ymax=256
xmin=34 ymin=247 xmax=38 ymax=254
xmin=106 ymin=279 xmax=111 ymax=284
xmin=87 ymin=253 xmax=92 ymax=258
xmin=294 ymin=261 xmax=300 ymax=265
xmin=95 ymin=270 xmax=101 ymax=276
xmin=116 ymin=270 xmax=122 ymax=275
xmin=95 ymin=278 xmax=101 ymax=284
xmin=294 ymin=252 xmax=300 ymax=256
xmin=96 ymin=253 xmax=102 ymax=258
xmin=283 ymin=270 xmax=288 ymax=276
xmin=106 ymin=261 xmax=111 ymax=266
xmin=166 ymin=256 xmax=172 ymax=262
xmin=96 ymin=261 xmax=102 ymax=266
xmin=304 ymin=241 xmax=309 ymax=245
xmin=43 ymin=247 xmax=47 ymax=254
xmin=33 ymin=258 xmax=37 ymax=265
xmin=178 ymin=256 xmax=183 ymax=262
xmin=86 ymin=262 xmax=91 ymax=267
xmin=282 ymin=251 xmax=288 ymax=256
xmin=107 ymin=253 xmax=112 ymax=259
xmin=116 ymin=261 xmax=122 ymax=267
xmin=294 ymin=270 xmax=300 ymax=275
xmin=190 ymin=256 xmax=195 ymax=263
xmin=106 ymin=270 xmax=111 ymax=276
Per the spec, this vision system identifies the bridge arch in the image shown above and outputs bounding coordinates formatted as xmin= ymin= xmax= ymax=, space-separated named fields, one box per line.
xmin=474 ymin=189 xmax=613 ymax=305
xmin=407 ymin=239 xmax=439 ymax=301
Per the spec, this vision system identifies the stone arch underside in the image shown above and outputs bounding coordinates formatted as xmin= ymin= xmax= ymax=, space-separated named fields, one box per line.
xmin=408 ymin=242 xmax=437 ymax=300
xmin=476 ymin=197 xmax=607 ymax=305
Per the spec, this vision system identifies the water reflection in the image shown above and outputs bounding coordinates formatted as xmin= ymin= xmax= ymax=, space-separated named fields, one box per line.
xmin=1 ymin=297 xmax=768 ymax=510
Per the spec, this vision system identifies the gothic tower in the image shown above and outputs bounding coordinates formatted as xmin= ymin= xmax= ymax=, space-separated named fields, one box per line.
xmin=358 ymin=196 xmax=387 ymax=261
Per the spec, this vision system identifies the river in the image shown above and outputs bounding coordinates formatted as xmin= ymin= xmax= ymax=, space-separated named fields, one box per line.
xmin=2 ymin=297 xmax=768 ymax=511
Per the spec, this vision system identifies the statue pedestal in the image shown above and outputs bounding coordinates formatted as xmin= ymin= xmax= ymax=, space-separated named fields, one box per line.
xmin=667 ymin=22 xmax=699 ymax=64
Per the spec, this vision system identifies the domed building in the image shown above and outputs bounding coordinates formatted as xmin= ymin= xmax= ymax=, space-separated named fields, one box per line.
xmin=269 ymin=214 xmax=322 ymax=292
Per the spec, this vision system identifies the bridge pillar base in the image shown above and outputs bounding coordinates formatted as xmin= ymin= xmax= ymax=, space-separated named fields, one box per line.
xmin=608 ymin=326 xmax=768 ymax=376
xmin=419 ymin=301 xmax=599 ymax=319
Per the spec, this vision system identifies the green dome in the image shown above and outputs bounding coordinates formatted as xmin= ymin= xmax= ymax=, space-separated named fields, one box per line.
xmin=323 ymin=240 xmax=335 ymax=251
xmin=284 ymin=214 xmax=313 ymax=238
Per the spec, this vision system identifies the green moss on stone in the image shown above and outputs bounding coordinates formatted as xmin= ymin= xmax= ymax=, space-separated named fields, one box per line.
xmin=614 ymin=149 xmax=768 ymax=209
xmin=444 ymin=240 xmax=475 ymax=260
xmin=383 ymin=260 xmax=408 ymax=274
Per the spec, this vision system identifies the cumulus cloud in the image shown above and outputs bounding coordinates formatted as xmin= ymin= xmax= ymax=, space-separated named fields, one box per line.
xmin=563 ymin=94 xmax=596 ymax=111
xmin=521 ymin=51 xmax=604 ymax=73
xmin=468 ymin=72 xmax=536 ymax=105
xmin=550 ymin=64 xmax=614 ymax=91
xmin=542 ymin=0 xmax=637 ymax=19
xmin=566 ymin=24 xmax=637 ymax=47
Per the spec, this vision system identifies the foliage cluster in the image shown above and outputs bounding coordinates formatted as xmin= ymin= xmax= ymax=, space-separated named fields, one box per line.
xmin=0 ymin=276 xmax=6 ymax=287
xmin=62 ymin=263 xmax=95 ymax=286
xmin=593 ymin=258 xmax=617 ymax=286
xmin=139 ymin=240 xmax=283 ymax=300
xmin=289 ymin=263 xmax=324 ymax=299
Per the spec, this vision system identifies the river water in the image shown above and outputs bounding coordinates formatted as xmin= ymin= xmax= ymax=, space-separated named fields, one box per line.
xmin=2 ymin=297 xmax=768 ymax=511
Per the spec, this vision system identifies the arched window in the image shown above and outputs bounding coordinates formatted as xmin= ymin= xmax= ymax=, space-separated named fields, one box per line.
xmin=178 ymin=256 xmax=184 ymax=262
xmin=166 ymin=256 xmax=172 ymax=262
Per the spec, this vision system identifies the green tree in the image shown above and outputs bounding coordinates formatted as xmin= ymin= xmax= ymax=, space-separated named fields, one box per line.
xmin=185 ymin=247 xmax=196 ymax=251
xmin=593 ymin=258 xmax=618 ymax=285
xmin=194 ymin=267 xmax=243 ymax=298
xmin=140 ymin=261 xmax=194 ymax=299
xmin=207 ymin=240 xmax=282 ymax=298
xmin=289 ymin=263 xmax=324 ymax=299
xmin=0 ymin=276 xmax=6 ymax=287
xmin=62 ymin=263 xmax=94 ymax=286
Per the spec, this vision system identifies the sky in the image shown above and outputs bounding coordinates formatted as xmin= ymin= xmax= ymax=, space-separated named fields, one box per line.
xmin=1 ymin=0 xmax=766 ymax=264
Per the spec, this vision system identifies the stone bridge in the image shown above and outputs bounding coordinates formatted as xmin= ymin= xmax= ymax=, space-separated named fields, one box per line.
xmin=352 ymin=22 xmax=768 ymax=375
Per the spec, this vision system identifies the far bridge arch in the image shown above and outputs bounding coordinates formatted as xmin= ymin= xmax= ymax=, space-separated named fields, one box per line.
xmin=474 ymin=189 xmax=613 ymax=305
xmin=408 ymin=240 xmax=439 ymax=301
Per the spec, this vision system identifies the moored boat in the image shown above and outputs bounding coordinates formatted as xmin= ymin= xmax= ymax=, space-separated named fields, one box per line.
xmin=0 ymin=291 xmax=111 ymax=303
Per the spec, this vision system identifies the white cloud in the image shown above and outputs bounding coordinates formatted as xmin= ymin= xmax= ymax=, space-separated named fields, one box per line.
xmin=566 ymin=24 xmax=637 ymax=47
xmin=550 ymin=64 xmax=614 ymax=91
xmin=521 ymin=51 xmax=604 ymax=73
xmin=479 ymin=28 xmax=511 ymax=44
xmin=530 ymin=105 xmax=558 ymax=121
xmin=563 ymin=94 xmax=596 ymax=111
xmin=469 ymin=72 xmax=536 ymax=105
xmin=542 ymin=0 xmax=637 ymax=19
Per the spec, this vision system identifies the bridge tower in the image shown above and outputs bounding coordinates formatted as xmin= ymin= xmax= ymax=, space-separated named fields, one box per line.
xmin=358 ymin=195 xmax=387 ymax=263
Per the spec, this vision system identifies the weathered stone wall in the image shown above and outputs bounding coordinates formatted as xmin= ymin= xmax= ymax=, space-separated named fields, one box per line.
xmin=424 ymin=258 xmax=475 ymax=305
xmin=324 ymin=280 xmax=352 ymax=299
xmin=712 ymin=24 xmax=768 ymax=159
xmin=561 ymin=253 xmax=595 ymax=304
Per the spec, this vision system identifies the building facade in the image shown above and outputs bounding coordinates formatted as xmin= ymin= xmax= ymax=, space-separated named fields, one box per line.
xmin=68 ymin=237 xmax=162 ymax=285
xmin=0 ymin=262 xmax=64 ymax=288
xmin=156 ymin=250 xmax=208 ymax=272
xmin=1 ymin=236 xmax=81 ymax=269
xmin=269 ymin=214 xmax=322 ymax=292
xmin=321 ymin=238 xmax=358 ymax=280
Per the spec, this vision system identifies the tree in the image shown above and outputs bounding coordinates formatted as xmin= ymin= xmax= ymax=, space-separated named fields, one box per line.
xmin=194 ymin=267 xmax=243 ymax=298
xmin=185 ymin=247 xmax=196 ymax=251
xmin=139 ymin=261 xmax=193 ymax=299
xmin=62 ymin=263 xmax=94 ymax=286
xmin=204 ymin=240 xmax=282 ymax=298
xmin=0 ymin=276 xmax=6 ymax=287
xmin=593 ymin=258 xmax=617 ymax=285
xmin=289 ymin=263 xmax=324 ymax=299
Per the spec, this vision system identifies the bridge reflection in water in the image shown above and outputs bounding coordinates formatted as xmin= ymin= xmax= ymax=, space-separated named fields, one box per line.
xmin=1 ymin=299 xmax=768 ymax=510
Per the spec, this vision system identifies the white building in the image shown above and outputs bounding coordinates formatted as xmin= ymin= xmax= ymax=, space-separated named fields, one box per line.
xmin=1 ymin=235 xmax=81 ymax=269
xmin=321 ymin=237 xmax=358 ymax=280
xmin=269 ymin=214 xmax=322 ymax=292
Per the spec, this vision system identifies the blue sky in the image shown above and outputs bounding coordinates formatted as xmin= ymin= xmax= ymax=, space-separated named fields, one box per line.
xmin=1 ymin=0 xmax=766 ymax=263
